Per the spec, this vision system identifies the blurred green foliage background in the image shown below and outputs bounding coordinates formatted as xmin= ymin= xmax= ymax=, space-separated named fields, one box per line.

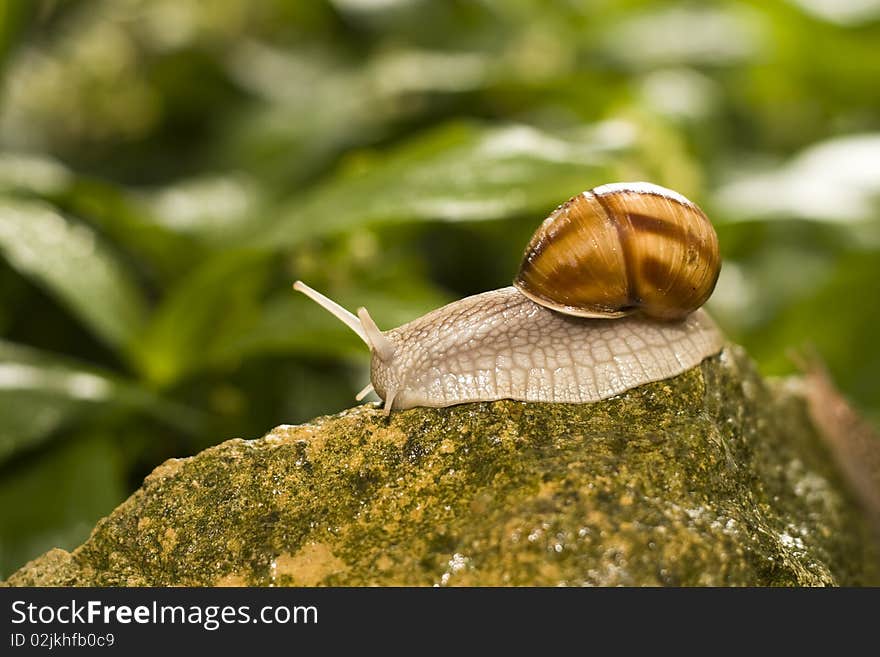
xmin=1 ymin=0 xmax=879 ymax=577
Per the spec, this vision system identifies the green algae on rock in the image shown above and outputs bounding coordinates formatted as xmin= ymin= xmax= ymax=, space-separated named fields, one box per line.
xmin=3 ymin=346 xmax=877 ymax=586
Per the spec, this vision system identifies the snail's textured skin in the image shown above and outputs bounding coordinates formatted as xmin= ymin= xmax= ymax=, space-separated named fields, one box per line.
xmin=372 ymin=286 xmax=723 ymax=410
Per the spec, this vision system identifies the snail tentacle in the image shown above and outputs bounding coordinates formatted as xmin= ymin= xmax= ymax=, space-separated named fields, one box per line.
xmin=292 ymin=281 xmax=369 ymax=346
xmin=357 ymin=307 xmax=395 ymax=362
xmin=355 ymin=382 xmax=375 ymax=401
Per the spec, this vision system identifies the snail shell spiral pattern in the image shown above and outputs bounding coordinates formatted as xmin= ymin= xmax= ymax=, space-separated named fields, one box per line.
xmin=514 ymin=182 xmax=720 ymax=321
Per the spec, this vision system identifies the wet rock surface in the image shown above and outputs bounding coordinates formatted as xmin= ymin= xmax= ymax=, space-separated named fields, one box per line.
xmin=4 ymin=346 xmax=877 ymax=586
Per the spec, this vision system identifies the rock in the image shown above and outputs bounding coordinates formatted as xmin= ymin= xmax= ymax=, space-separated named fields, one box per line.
xmin=3 ymin=346 xmax=878 ymax=586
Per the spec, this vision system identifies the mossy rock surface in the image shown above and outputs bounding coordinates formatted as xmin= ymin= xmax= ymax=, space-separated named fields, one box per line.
xmin=4 ymin=346 xmax=877 ymax=586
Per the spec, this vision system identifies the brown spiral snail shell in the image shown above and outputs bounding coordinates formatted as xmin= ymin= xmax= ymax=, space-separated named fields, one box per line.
xmin=515 ymin=182 xmax=720 ymax=321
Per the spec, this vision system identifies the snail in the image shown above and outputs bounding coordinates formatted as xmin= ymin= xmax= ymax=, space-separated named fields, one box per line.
xmin=294 ymin=182 xmax=724 ymax=412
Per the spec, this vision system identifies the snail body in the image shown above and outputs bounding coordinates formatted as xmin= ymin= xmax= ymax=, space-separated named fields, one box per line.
xmin=294 ymin=182 xmax=724 ymax=412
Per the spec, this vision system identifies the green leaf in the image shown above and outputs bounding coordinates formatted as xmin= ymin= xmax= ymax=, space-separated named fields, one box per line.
xmin=0 ymin=154 xmax=199 ymax=283
xmin=0 ymin=434 xmax=126 ymax=578
xmin=249 ymin=121 xmax=625 ymax=248
xmin=133 ymin=249 xmax=273 ymax=386
xmin=219 ymin=45 xmax=386 ymax=189
xmin=0 ymin=340 xmax=200 ymax=463
xmin=0 ymin=0 xmax=33 ymax=77
xmin=0 ymin=152 xmax=72 ymax=196
xmin=599 ymin=6 xmax=760 ymax=69
xmin=736 ymin=249 xmax=880 ymax=420
xmin=145 ymin=173 xmax=260 ymax=240
xmin=715 ymin=133 xmax=880 ymax=226
xmin=60 ymin=178 xmax=204 ymax=282
xmin=0 ymin=198 xmax=148 ymax=352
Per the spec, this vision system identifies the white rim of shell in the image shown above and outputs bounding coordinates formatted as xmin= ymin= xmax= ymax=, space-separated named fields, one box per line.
xmin=589 ymin=181 xmax=697 ymax=208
